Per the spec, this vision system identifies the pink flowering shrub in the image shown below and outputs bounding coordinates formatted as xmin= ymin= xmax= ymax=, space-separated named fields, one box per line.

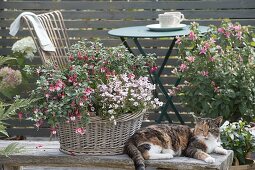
xmin=172 ymin=20 xmax=255 ymax=122
xmin=28 ymin=40 xmax=161 ymax=133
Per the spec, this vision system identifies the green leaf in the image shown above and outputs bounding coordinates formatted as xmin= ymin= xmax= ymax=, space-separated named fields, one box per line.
xmin=0 ymin=143 xmax=24 ymax=157
xmin=0 ymin=56 xmax=17 ymax=66
xmin=250 ymin=41 xmax=255 ymax=47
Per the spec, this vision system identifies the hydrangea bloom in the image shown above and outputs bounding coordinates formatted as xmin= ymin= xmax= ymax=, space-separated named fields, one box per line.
xmin=0 ymin=66 xmax=22 ymax=89
xmin=12 ymin=36 xmax=37 ymax=61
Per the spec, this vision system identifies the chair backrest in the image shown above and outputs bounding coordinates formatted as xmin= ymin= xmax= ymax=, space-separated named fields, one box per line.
xmin=22 ymin=10 xmax=70 ymax=67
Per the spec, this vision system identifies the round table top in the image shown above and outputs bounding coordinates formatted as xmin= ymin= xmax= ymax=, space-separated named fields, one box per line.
xmin=108 ymin=25 xmax=209 ymax=38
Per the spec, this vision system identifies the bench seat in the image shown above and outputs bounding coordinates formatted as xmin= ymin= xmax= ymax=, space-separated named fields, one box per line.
xmin=0 ymin=140 xmax=233 ymax=170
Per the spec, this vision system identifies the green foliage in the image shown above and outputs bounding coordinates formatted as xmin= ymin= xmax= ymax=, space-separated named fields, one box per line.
xmin=0 ymin=142 xmax=24 ymax=157
xmin=26 ymin=40 xmax=159 ymax=133
xmin=0 ymin=98 xmax=38 ymax=136
xmin=173 ymin=20 xmax=255 ymax=122
xmin=221 ymin=120 xmax=255 ymax=165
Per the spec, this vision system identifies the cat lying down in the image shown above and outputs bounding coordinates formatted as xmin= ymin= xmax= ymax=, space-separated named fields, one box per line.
xmin=124 ymin=116 xmax=228 ymax=170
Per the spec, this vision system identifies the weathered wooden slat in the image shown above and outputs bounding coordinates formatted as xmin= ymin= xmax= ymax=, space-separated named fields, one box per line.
xmin=1 ymin=19 xmax=255 ymax=31
xmin=1 ymin=10 xmax=255 ymax=20
xmin=6 ymin=127 xmax=51 ymax=137
xmin=1 ymin=0 xmax=254 ymax=10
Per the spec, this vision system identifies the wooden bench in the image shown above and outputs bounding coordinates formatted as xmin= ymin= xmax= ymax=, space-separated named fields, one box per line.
xmin=0 ymin=140 xmax=233 ymax=170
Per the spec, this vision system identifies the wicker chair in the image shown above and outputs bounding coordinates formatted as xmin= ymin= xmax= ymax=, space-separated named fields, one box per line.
xmin=22 ymin=10 xmax=70 ymax=67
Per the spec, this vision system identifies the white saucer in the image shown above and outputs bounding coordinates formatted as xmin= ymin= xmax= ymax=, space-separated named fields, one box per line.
xmin=146 ymin=24 xmax=187 ymax=31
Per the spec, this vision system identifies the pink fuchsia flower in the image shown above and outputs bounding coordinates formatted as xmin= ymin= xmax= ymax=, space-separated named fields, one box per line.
xmin=233 ymin=25 xmax=241 ymax=31
xmin=150 ymin=66 xmax=158 ymax=73
xmin=209 ymin=38 xmax=216 ymax=44
xmin=209 ymin=56 xmax=215 ymax=62
xmin=128 ymin=73 xmax=135 ymax=79
xmin=49 ymin=84 xmax=55 ymax=92
xmin=179 ymin=63 xmax=188 ymax=72
xmin=56 ymin=79 xmax=65 ymax=89
xmin=199 ymin=42 xmax=210 ymax=55
xmin=175 ymin=36 xmax=182 ymax=45
xmin=199 ymin=47 xmax=207 ymax=55
xmin=51 ymin=128 xmax=57 ymax=135
xmin=18 ymin=111 xmax=23 ymax=120
xmin=84 ymin=87 xmax=93 ymax=96
xmin=236 ymin=31 xmax=242 ymax=40
xmin=35 ymin=119 xmax=43 ymax=128
xmin=214 ymin=86 xmax=220 ymax=93
xmin=186 ymin=56 xmax=195 ymax=63
xmin=79 ymin=101 xmax=84 ymax=106
xmin=77 ymin=51 xmax=83 ymax=60
xmin=189 ymin=31 xmax=197 ymax=41
xmin=75 ymin=127 xmax=86 ymax=135
xmin=45 ymin=93 xmax=50 ymax=98
xmin=69 ymin=55 xmax=74 ymax=61
xmin=71 ymin=101 xmax=76 ymax=107
xmin=201 ymin=71 xmax=209 ymax=77
xmin=217 ymin=27 xmax=225 ymax=33
xmin=33 ymin=108 xmax=39 ymax=114
xmin=224 ymin=31 xmax=231 ymax=38
xmin=100 ymin=67 xmax=107 ymax=73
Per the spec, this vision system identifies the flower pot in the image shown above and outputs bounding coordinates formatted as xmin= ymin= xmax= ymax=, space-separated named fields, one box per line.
xmin=58 ymin=110 xmax=144 ymax=155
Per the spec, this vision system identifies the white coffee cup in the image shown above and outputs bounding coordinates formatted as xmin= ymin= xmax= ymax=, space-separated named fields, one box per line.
xmin=164 ymin=12 xmax=185 ymax=24
xmin=158 ymin=13 xmax=180 ymax=27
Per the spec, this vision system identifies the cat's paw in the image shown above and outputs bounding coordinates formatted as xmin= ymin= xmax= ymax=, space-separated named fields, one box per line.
xmin=214 ymin=147 xmax=228 ymax=155
xmin=204 ymin=156 xmax=215 ymax=163
xmin=166 ymin=154 xmax=174 ymax=159
xmin=220 ymin=149 xmax=228 ymax=155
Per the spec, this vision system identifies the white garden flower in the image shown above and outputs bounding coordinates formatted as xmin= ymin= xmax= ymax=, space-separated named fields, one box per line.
xmin=220 ymin=120 xmax=230 ymax=131
xmin=12 ymin=36 xmax=37 ymax=61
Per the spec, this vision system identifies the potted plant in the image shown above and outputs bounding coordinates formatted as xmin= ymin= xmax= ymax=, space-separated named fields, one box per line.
xmin=25 ymin=40 xmax=163 ymax=155
xmin=171 ymin=20 xmax=255 ymax=123
xmin=221 ymin=120 xmax=255 ymax=169
xmin=171 ymin=20 xmax=255 ymax=166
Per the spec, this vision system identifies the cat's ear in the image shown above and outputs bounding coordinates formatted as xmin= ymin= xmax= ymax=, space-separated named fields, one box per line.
xmin=214 ymin=116 xmax=223 ymax=127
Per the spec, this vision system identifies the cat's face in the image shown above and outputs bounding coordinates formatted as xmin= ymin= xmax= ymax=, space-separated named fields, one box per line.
xmin=193 ymin=116 xmax=223 ymax=140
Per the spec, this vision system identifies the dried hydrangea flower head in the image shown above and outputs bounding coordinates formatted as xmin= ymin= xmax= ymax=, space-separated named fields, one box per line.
xmin=0 ymin=66 xmax=22 ymax=89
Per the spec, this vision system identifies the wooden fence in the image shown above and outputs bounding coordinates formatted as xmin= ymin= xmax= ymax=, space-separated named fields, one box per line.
xmin=1 ymin=0 xmax=255 ymax=137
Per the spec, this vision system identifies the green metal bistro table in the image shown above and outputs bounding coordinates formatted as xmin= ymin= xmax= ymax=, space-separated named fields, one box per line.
xmin=108 ymin=25 xmax=209 ymax=124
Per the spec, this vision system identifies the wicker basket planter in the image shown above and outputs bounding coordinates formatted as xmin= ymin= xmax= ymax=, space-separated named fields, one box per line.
xmin=58 ymin=110 xmax=144 ymax=155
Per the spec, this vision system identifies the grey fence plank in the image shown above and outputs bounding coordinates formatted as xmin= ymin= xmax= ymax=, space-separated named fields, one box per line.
xmin=2 ymin=10 xmax=255 ymax=20
xmin=1 ymin=0 xmax=255 ymax=10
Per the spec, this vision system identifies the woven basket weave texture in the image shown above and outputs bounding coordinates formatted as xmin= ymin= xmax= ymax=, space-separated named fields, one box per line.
xmin=58 ymin=110 xmax=144 ymax=155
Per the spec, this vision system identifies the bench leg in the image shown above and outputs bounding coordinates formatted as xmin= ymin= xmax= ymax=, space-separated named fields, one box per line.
xmin=0 ymin=165 xmax=22 ymax=170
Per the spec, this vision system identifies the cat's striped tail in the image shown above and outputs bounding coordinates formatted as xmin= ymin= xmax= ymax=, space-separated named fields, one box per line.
xmin=123 ymin=140 xmax=145 ymax=170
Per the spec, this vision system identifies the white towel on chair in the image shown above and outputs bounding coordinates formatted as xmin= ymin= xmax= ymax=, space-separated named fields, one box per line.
xmin=9 ymin=12 xmax=56 ymax=52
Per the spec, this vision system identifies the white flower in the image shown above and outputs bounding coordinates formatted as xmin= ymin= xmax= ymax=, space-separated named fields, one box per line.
xmin=220 ymin=120 xmax=230 ymax=131
xmin=12 ymin=36 xmax=37 ymax=61
xmin=108 ymin=109 xmax=114 ymax=114
xmin=70 ymin=116 xmax=76 ymax=121
xmin=133 ymin=102 xmax=139 ymax=106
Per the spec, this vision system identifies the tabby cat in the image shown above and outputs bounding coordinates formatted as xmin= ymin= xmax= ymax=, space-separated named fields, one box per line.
xmin=124 ymin=116 xmax=228 ymax=170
